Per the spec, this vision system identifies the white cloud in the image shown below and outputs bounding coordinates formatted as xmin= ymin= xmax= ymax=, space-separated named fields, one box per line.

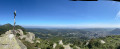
xmin=115 ymin=11 xmax=120 ymax=20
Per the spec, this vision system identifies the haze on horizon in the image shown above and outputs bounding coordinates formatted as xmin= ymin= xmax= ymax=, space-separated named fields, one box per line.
xmin=0 ymin=0 xmax=120 ymax=28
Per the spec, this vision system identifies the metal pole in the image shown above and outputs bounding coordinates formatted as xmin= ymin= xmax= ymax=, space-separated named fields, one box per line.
xmin=13 ymin=10 xmax=16 ymax=35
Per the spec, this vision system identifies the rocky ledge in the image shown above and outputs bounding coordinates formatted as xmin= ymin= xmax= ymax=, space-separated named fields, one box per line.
xmin=0 ymin=29 xmax=36 ymax=49
xmin=0 ymin=34 xmax=27 ymax=49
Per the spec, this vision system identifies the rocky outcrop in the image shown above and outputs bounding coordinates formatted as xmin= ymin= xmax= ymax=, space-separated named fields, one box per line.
xmin=0 ymin=34 xmax=27 ymax=49
xmin=17 ymin=29 xmax=24 ymax=36
xmin=63 ymin=44 xmax=72 ymax=49
xmin=4 ymin=29 xmax=36 ymax=43
xmin=59 ymin=40 xmax=63 ymax=45
xmin=16 ymin=38 xmax=27 ymax=49
xmin=5 ymin=29 xmax=24 ymax=36
xmin=53 ymin=43 xmax=57 ymax=49
xmin=26 ymin=32 xmax=35 ymax=41
xmin=100 ymin=40 xmax=105 ymax=44
xmin=21 ymin=32 xmax=35 ymax=43
xmin=5 ymin=30 xmax=13 ymax=35
xmin=36 ymin=40 xmax=40 ymax=43
xmin=85 ymin=40 xmax=90 ymax=46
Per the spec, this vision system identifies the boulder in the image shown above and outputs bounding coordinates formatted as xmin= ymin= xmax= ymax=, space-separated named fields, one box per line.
xmin=5 ymin=30 xmax=13 ymax=34
xmin=53 ymin=43 xmax=57 ymax=49
xmin=19 ymin=35 xmax=27 ymax=39
xmin=23 ymin=32 xmax=35 ymax=43
xmin=16 ymin=38 xmax=27 ymax=49
xmin=5 ymin=29 xmax=36 ymax=43
xmin=63 ymin=44 xmax=72 ymax=49
xmin=26 ymin=32 xmax=35 ymax=41
xmin=38 ymin=48 xmax=41 ymax=49
xmin=0 ymin=34 xmax=27 ymax=49
xmin=100 ymin=40 xmax=105 ymax=44
xmin=36 ymin=40 xmax=40 ymax=43
xmin=25 ymin=37 xmax=34 ymax=43
xmin=17 ymin=29 xmax=24 ymax=36
xmin=59 ymin=40 xmax=63 ymax=45
xmin=85 ymin=40 xmax=90 ymax=46
xmin=5 ymin=29 xmax=23 ymax=36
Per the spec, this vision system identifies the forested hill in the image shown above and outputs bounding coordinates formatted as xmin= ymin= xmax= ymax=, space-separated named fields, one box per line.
xmin=25 ymin=28 xmax=120 ymax=49
xmin=110 ymin=28 xmax=120 ymax=35
xmin=1 ymin=24 xmax=120 ymax=49
xmin=0 ymin=23 xmax=26 ymax=35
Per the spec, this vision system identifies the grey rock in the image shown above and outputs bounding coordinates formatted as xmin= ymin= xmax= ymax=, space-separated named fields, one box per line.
xmin=17 ymin=29 xmax=24 ymax=36
xmin=0 ymin=34 xmax=27 ymax=49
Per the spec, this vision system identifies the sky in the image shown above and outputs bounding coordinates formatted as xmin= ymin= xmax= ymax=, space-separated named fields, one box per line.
xmin=0 ymin=0 xmax=120 ymax=28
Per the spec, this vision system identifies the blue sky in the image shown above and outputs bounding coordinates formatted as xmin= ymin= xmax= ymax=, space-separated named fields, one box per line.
xmin=0 ymin=0 xmax=120 ymax=28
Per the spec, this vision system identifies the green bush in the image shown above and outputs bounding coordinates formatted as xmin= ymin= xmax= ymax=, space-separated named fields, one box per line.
xmin=55 ymin=45 xmax=64 ymax=49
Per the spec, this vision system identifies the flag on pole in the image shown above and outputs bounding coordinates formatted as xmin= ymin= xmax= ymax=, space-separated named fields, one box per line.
xmin=14 ymin=10 xmax=16 ymax=18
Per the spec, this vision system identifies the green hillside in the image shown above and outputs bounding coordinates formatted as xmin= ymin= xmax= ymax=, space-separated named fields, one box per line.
xmin=0 ymin=23 xmax=26 ymax=35
xmin=1 ymin=23 xmax=120 ymax=49
xmin=79 ymin=35 xmax=120 ymax=49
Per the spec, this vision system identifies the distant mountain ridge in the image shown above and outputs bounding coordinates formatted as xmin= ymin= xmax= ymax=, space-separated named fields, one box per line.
xmin=110 ymin=28 xmax=120 ymax=35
